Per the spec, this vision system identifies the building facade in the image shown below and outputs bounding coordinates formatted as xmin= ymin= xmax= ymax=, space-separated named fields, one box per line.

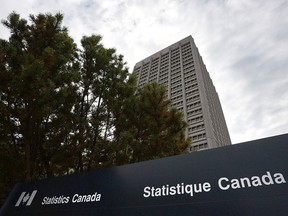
xmin=133 ymin=36 xmax=231 ymax=151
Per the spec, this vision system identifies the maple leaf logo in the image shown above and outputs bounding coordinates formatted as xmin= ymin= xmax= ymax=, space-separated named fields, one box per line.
xmin=15 ymin=190 xmax=37 ymax=207
xmin=22 ymin=193 xmax=30 ymax=203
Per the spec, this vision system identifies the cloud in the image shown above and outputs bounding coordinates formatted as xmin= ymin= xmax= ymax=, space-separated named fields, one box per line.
xmin=0 ymin=0 xmax=287 ymax=144
xmin=180 ymin=0 xmax=288 ymax=143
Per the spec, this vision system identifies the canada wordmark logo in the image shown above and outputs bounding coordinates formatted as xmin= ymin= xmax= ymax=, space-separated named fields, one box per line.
xmin=15 ymin=190 xmax=37 ymax=207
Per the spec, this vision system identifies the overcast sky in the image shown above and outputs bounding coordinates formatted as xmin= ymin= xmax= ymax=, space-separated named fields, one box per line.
xmin=1 ymin=0 xmax=287 ymax=144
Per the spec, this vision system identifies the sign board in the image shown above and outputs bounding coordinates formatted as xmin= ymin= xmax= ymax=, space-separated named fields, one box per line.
xmin=1 ymin=133 xmax=288 ymax=215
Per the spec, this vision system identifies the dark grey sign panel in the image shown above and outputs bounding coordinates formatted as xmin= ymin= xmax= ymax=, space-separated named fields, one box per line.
xmin=1 ymin=134 xmax=288 ymax=215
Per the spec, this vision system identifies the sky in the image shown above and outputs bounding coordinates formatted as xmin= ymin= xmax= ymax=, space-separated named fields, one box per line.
xmin=1 ymin=0 xmax=287 ymax=144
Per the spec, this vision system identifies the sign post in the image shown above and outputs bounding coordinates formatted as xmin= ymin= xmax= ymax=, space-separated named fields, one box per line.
xmin=1 ymin=134 xmax=288 ymax=215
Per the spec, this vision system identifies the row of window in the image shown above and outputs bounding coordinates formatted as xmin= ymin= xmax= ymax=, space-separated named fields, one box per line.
xmin=183 ymin=53 xmax=193 ymax=61
xmin=190 ymin=143 xmax=208 ymax=152
xmin=171 ymin=72 xmax=181 ymax=80
xmin=159 ymin=78 xmax=168 ymax=83
xmin=186 ymin=94 xmax=200 ymax=103
xmin=171 ymin=83 xmax=182 ymax=92
xmin=150 ymin=65 xmax=159 ymax=71
xmin=160 ymin=57 xmax=169 ymax=63
xmin=171 ymin=51 xmax=180 ymax=56
xmin=171 ymin=70 xmax=181 ymax=79
xmin=171 ymin=63 xmax=180 ymax=70
xmin=181 ymin=44 xmax=192 ymax=52
xmin=141 ymin=67 xmax=149 ymax=72
xmin=149 ymin=77 xmax=157 ymax=83
xmin=185 ymin=72 xmax=196 ymax=79
xmin=171 ymin=78 xmax=182 ymax=86
xmin=160 ymin=64 xmax=169 ymax=70
xmin=186 ymin=101 xmax=201 ymax=110
xmin=187 ymin=115 xmax=203 ymax=124
xmin=183 ymin=64 xmax=194 ymax=72
xmin=184 ymin=65 xmax=193 ymax=72
xmin=183 ymin=61 xmax=194 ymax=70
xmin=171 ymin=89 xmax=183 ymax=97
xmin=142 ymin=65 xmax=149 ymax=72
xmin=188 ymin=123 xmax=205 ymax=133
xmin=171 ymin=47 xmax=180 ymax=52
xmin=181 ymin=42 xmax=191 ymax=49
xmin=185 ymin=80 xmax=198 ymax=87
xmin=159 ymin=71 xmax=168 ymax=79
xmin=139 ymin=75 xmax=147 ymax=82
xmin=140 ymin=78 xmax=197 ymax=95
xmin=185 ymin=75 xmax=197 ymax=83
xmin=159 ymin=77 xmax=168 ymax=83
xmin=182 ymin=50 xmax=192 ymax=57
xmin=160 ymin=54 xmax=169 ymax=63
xmin=173 ymin=100 xmax=183 ymax=107
xmin=136 ymin=44 xmax=196 ymax=92
xmin=184 ymin=68 xmax=195 ymax=76
xmin=171 ymin=59 xmax=180 ymax=65
xmin=159 ymin=68 xmax=169 ymax=75
xmin=187 ymin=108 xmax=202 ymax=117
xmin=151 ymin=57 xmax=159 ymax=64
xmin=171 ymin=94 xmax=183 ymax=102
xmin=160 ymin=61 xmax=169 ymax=67
xmin=185 ymin=81 xmax=198 ymax=92
xmin=138 ymin=54 xmax=193 ymax=81
xmin=145 ymin=57 xmax=193 ymax=72
xmin=171 ymin=53 xmax=180 ymax=59
xmin=171 ymin=94 xmax=201 ymax=109
xmin=151 ymin=59 xmax=159 ymax=65
xmin=137 ymin=42 xmax=191 ymax=68
xmin=149 ymin=71 xmax=158 ymax=78
xmin=140 ymin=71 xmax=148 ymax=79
xmin=171 ymin=55 xmax=180 ymax=60
xmin=140 ymin=69 xmax=149 ymax=77
xmin=150 ymin=66 xmax=158 ymax=72
xmin=183 ymin=59 xmax=193 ymax=66
xmin=150 ymin=64 xmax=158 ymax=69
xmin=171 ymin=50 xmax=180 ymax=54
xmin=192 ymin=133 xmax=206 ymax=141
xmin=134 ymin=67 xmax=141 ymax=73
xmin=171 ymin=67 xmax=181 ymax=74
xmin=186 ymin=88 xmax=199 ymax=97
xmin=149 ymin=56 xmax=192 ymax=71
xmin=149 ymin=73 xmax=157 ymax=81
xmin=141 ymin=66 xmax=149 ymax=72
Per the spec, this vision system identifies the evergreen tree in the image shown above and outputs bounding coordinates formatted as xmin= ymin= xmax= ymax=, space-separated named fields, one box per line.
xmin=114 ymin=82 xmax=189 ymax=165
xmin=71 ymin=35 xmax=134 ymax=171
xmin=0 ymin=12 xmax=189 ymax=206
xmin=0 ymin=12 xmax=79 ymax=183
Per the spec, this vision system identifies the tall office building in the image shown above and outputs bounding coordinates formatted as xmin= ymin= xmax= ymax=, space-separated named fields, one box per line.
xmin=133 ymin=36 xmax=231 ymax=151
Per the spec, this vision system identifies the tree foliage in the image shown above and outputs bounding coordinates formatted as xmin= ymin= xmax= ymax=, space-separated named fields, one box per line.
xmin=0 ymin=12 xmax=189 ymax=205
xmin=113 ymin=82 xmax=189 ymax=165
xmin=0 ymin=12 xmax=79 ymax=182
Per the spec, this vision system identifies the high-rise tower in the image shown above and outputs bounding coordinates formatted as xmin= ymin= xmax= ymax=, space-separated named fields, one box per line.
xmin=133 ymin=36 xmax=231 ymax=151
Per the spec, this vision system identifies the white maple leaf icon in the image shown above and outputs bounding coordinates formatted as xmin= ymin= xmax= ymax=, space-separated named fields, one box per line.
xmin=23 ymin=193 xmax=30 ymax=203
